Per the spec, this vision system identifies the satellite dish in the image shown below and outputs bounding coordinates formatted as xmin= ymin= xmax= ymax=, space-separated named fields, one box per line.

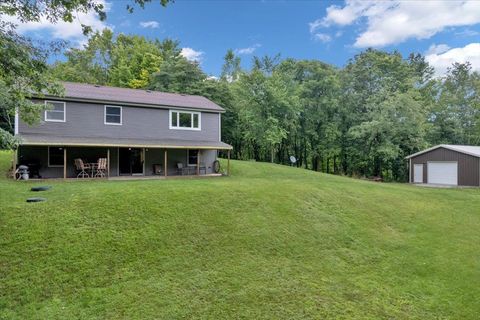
xmin=289 ymin=156 xmax=297 ymax=164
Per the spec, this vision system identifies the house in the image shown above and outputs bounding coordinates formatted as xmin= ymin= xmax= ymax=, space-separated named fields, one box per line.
xmin=406 ymin=145 xmax=480 ymax=186
xmin=13 ymin=82 xmax=232 ymax=179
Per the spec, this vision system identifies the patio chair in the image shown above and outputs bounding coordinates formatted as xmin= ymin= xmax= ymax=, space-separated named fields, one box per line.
xmin=176 ymin=162 xmax=188 ymax=175
xmin=74 ymin=158 xmax=90 ymax=178
xmin=95 ymin=158 xmax=107 ymax=178
xmin=199 ymin=162 xmax=207 ymax=175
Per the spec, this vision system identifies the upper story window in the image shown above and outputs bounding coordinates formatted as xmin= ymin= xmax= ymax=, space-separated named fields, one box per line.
xmin=104 ymin=105 xmax=122 ymax=125
xmin=45 ymin=101 xmax=66 ymax=122
xmin=169 ymin=110 xmax=201 ymax=130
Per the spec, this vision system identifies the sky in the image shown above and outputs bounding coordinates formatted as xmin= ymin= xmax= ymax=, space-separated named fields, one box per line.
xmin=6 ymin=0 xmax=480 ymax=77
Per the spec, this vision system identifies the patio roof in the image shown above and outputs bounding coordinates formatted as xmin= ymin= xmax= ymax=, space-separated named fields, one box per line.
xmin=17 ymin=133 xmax=232 ymax=150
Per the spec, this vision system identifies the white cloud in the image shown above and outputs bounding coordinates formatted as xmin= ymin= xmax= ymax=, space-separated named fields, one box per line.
xmin=313 ymin=33 xmax=332 ymax=43
xmin=180 ymin=47 xmax=204 ymax=62
xmin=426 ymin=44 xmax=451 ymax=55
xmin=235 ymin=43 xmax=261 ymax=55
xmin=139 ymin=21 xmax=160 ymax=29
xmin=2 ymin=0 xmax=111 ymax=46
xmin=311 ymin=0 xmax=480 ymax=48
xmin=455 ymin=28 xmax=480 ymax=37
xmin=426 ymin=43 xmax=480 ymax=76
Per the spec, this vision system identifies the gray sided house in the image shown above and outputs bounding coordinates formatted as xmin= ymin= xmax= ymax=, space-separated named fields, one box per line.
xmin=14 ymin=82 xmax=232 ymax=179
xmin=406 ymin=145 xmax=480 ymax=187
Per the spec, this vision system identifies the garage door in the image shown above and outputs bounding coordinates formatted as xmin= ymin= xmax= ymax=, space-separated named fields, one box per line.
xmin=427 ymin=162 xmax=458 ymax=185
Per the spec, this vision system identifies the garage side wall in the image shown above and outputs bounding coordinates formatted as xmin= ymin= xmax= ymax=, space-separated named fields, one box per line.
xmin=410 ymin=147 xmax=480 ymax=186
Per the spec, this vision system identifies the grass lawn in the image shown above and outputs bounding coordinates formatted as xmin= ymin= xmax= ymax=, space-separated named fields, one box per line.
xmin=0 ymin=150 xmax=479 ymax=319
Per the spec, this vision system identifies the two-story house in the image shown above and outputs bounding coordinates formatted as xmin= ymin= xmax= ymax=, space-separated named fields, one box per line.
xmin=14 ymin=82 xmax=232 ymax=179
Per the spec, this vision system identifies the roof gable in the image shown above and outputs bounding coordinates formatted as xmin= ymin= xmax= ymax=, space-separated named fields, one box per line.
xmin=406 ymin=144 xmax=480 ymax=159
xmin=41 ymin=82 xmax=225 ymax=112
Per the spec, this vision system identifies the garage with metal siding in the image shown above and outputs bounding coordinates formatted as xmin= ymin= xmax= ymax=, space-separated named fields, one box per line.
xmin=406 ymin=145 xmax=480 ymax=187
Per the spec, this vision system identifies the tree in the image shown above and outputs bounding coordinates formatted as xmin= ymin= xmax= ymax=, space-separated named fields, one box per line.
xmin=51 ymin=30 xmax=165 ymax=89
xmin=430 ymin=62 xmax=480 ymax=145
xmin=0 ymin=0 xmax=172 ymax=34
xmin=50 ymin=29 xmax=114 ymax=85
xmin=110 ymin=34 xmax=163 ymax=88
xmin=0 ymin=24 xmax=63 ymax=143
xmin=221 ymin=49 xmax=241 ymax=82
xmin=341 ymin=49 xmax=430 ymax=178
xmin=0 ymin=0 xmax=172 ymax=147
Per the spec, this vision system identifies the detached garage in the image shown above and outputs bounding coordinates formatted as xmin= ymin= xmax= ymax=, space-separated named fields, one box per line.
xmin=406 ymin=145 xmax=480 ymax=187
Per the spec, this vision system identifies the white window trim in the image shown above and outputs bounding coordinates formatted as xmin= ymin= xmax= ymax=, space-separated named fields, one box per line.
xmin=48 ymin=146 xmax=64 ymax=167
xmin=104 ymin=105 xmax=123 ymax=125
xmin=169 ymin=109 xmax=201 ymax=131
xmin=44 ymin=100 xmax=66 ymax=122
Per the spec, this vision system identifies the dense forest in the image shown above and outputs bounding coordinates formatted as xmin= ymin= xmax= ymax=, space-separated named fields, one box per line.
xmin=3 ymin=28 xmax=480 ymax=181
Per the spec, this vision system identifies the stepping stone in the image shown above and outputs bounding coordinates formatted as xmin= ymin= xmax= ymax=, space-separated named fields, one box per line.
xmin=31 ymin=186 xmax=52 ymax=192
xmin=26 ymin=198 xmax=46 ymax=203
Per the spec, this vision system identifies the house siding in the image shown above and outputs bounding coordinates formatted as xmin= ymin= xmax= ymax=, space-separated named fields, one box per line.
xmin=19 ymin=99 xmax=220 ymax=142
xmin=410 ymin=147 xmax=480 ymax=186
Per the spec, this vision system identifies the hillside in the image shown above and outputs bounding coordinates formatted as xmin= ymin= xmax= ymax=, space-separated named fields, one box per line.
xmin=0 ymin=151 xmax=479 ymax=319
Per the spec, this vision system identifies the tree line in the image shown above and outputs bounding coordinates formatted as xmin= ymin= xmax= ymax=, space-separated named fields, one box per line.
xmin=3 ymin=28 xmax=480 ymax=181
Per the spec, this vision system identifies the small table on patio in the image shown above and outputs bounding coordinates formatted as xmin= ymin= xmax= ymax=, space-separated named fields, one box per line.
xmin=87 ymin=163 xmax=98 ymax=177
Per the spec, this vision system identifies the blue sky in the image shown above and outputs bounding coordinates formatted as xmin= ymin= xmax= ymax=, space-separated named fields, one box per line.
xmin=8 ymin=0 xmax=480 ymax=77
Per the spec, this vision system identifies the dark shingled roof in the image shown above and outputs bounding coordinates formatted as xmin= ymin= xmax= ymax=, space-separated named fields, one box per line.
xmin=18 ymin=133 xmax=232 ymax=150
xmin=42 ymin=82 xmax=225 ymax=112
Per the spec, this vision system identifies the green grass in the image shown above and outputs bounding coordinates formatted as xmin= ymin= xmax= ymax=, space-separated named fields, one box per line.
xmin=0 ymin=151 xmax=479 ymax=319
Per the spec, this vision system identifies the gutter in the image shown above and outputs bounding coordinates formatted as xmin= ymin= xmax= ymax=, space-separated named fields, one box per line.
xmin=18 ymin=141 xmax=233 ymax=150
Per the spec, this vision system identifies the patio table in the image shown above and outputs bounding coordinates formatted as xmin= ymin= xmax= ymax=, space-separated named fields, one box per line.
xmin=88 ymin=163 xmax=98 ymax=177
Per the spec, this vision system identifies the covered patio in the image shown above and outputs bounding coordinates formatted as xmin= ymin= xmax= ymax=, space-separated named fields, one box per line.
xmin=14 ymin=134 xmax=232 ymax=180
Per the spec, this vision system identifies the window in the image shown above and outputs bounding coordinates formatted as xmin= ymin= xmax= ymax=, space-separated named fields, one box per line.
xmin=45 ymin=101 xmax=65 ymax=122
xmin=105 ymin=105 xmax=122 ymax=125
xmin=48 ymin=147 xmax=64 ymax=167
xmin=169 ymin=110 xmax=201 ymax=130
xmin=188 ymin=150 xmax=199 ymax=166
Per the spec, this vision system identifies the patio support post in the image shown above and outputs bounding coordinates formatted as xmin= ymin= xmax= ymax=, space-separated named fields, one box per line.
xmin=227 ymin=149 xmax=231 ymax=176
xmin=12 ymin=148 xmax=17 ymax=179
xmin=164 ymin=150 xmax=167 ymax=177
xmin=197 ymin=150 xmax=200 ymax=176
xmin=63 ymin=147 xmax=67 ymax=179
xmin=107 ymin=148 xmax=110 ymax=179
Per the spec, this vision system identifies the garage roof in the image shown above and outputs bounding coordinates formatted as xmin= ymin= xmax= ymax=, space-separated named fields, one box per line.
xmin=406 ymin=144 xmax=480 ymax=159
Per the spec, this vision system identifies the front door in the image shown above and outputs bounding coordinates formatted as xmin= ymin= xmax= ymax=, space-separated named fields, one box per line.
xmin=413 ymin=164 xmax=423 ymax=183
xmin=119 ymin=148 xmax=144 ymax=175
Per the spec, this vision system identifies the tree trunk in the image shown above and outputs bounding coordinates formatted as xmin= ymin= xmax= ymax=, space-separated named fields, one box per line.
xmin=303 ymin=137 xmax=308 ymax=169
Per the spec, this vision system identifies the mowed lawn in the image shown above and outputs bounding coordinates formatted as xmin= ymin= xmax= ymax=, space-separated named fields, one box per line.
xmin=0 ymin=151 xmax=479 ymax=319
